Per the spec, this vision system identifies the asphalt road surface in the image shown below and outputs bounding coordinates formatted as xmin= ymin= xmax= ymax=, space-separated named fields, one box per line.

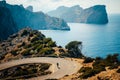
xmin=0 ymin=57 xmax=82 ymax=80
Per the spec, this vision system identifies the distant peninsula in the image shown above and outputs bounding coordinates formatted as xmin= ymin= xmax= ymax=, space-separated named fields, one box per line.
xmin=47 ymin=5 xmax=108 ymax=24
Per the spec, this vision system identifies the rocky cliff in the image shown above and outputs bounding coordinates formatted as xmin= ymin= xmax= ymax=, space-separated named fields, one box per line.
xmin=47 ymin=5 xmax=108 ymax=24
xmin=79 ymin=5 xmax=108 ymax=24
xmin=0 ymin=1 xmax=70 ymax=30
xmin=0 ymin=6 xmax=18 ymax=40
xmin=48 ymin=5 xmax=83 ymax=22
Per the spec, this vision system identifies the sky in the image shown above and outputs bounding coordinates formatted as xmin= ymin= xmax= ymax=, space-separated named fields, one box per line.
xmin=6 ymin=0 xmax=120 ymax=14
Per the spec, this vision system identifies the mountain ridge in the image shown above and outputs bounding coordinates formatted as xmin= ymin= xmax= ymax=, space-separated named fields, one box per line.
xmin=0 ymin=1 xmax=70 ymax=30
xmin=47 ymin=5 xmax=108 ymax=24
xmin=0 ymin=1 xmax=70 ymax=40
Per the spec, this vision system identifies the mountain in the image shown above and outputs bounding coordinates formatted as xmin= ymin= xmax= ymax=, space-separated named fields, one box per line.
xmin=48 ymin=5 xmax=83 ymax=22
xmin=0 ymin=6 xmax=18 ymax=40
xmin=79 ymin=5 xmax=108 ymax=24
xmin=26 ymin=5 xmax=33 ymax=12
xmin=0 ymin=1 xmax=70 ymax=30
xmin=47 ymin=5 xmax=108 ymax=24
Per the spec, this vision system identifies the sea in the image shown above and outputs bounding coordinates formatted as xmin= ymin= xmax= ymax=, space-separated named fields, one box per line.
xmin=40 ymin=14 xmax=120 ymax=58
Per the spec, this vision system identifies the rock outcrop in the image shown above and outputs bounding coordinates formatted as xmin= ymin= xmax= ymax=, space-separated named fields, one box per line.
xmin=26 ymin=5 xmax=33 ymax=12
xmin=47 ymin=5 xmax=108 ymax=24
xmin=79 ymin=5 xmax=108 ymax=24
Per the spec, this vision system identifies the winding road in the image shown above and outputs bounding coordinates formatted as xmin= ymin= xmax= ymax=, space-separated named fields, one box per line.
xmin=0 ymin=57 xmax=82 ymax=80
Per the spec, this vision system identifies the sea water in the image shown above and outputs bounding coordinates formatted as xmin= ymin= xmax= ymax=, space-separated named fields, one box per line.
xmin=40 ymin=14 xmax=120 ymax=58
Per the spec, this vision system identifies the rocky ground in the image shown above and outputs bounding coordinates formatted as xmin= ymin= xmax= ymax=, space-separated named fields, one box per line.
xmin=60 ymin=57 xmax=120 ymax=80
xmin=0 ymin=28 xmax=67 ymax=63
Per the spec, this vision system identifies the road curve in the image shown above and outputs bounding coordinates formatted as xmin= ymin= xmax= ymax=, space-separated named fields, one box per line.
xmin=0 ymin=57 xmax=82 ymax=80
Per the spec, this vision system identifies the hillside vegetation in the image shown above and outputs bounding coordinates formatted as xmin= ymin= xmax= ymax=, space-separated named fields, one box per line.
xmin=0 ymin=63 xmax=51 ymax=79
xmin=0 ymin=28 xmax=84 ymax=63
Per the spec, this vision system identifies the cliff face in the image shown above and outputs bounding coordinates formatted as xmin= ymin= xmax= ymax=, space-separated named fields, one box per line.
xmin=0 ymin=1 xmax=70 ymax=30
xmin=79 ymin=5 xmax=108 ymax=24
xmin=0 ymin=7 xmax=18 ymax=40
xmin=47 ymin=5 xmax=108 ymax=24
xmin=0 ymin=1 xmax=70 ymax=40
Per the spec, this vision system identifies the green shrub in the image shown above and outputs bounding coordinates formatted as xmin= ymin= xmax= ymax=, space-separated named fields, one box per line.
xmin=79 ymin=67 xmax=95 ymax=79
xmin=22 ymin=49 xmax=31 ymax=56
xmin=94 ymin=54 xmax=119 ymax=67
xmin=93 ymin=60 xmax=105 ymax=68
xmin=117 ymin=68 xmax=120 ymax=73
xmin=32 ymin=44 xmax=42 ymax=51
xmin=79 ymin=66 xmax=105 ymax=79
xmin=109 ymin=64 xmax=119 ymax=69
xmin=43 ymin=38 xmax=52 ymax=44
xmin=21 ymin=42 xmax=26 ymax=46
xmin=59 ymin=53 xmax=70 ymax=57
xmin=65 ymin=41 xmax=83 ymax=58
xmin=11 ymin=49 xmax=18 ymax=56
xmin=24 ymin=44 xmax=32 ymax=48
xmin=95 ymin=57 xmax=103 ymax=61
xmin=79 ymin=67 xmax=92 ymax=73
xmin=32 ymin=30 xmax=44 ymax=39
xmin=0 ymin=55 xmax=5 ymax=60
xmin=32 ymin=40 xmax=43 ymax=45
xmin=83 ymin=57 xmax=94 ymax=63
xmin=18 ymin=42 xmax=26 ymax=48
xmin=47 ymin=41 xmax=56 ymax=47
xmin=21 ymin=30 xmax=29 ymax=36
xmin=81 ymin=70 xmax=95 ymax=79
xmin=13 ymin=67 xmax=28 ymax=77
xmin=31 ymin=36 xmax=40 ymax=42
xmin=39 ymin=47 xmax=54 ymax=55
xmin=59 ymin=49 xmax=65 ymax=53
xmin=105 ymin=54 xmax=119 ymax=65
xmin=65 ymin=41 xmax=82 ymax=50
xmin=36 ymin=45 xmax=43 ymax=52
xmin=29 ymin=32 xmax=34 ymax=37
xmin=93 ymin=60 xmax=106 ymax=74
xmin=40 ymin=64 xmax=51 ymax=71
xmin=58 ymin=46 xmax=62 ymax=48
xmin=79 ymin=65 xmax=106 ymax=79
xmin=93 ymin=66 xmax=106 ymax=74
xmin=79 ymin=54 xmax=120 ymax=79
xmin=32 ymin=69 xmax=37 ymax=73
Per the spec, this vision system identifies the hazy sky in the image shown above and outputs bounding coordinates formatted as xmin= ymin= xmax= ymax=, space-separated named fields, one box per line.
xmin=6 ymin=0 xmax=120 ymax=14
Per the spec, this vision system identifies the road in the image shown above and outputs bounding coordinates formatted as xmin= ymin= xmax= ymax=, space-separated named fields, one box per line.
xmin=0 ymin=57 xmax=82 ymax=80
